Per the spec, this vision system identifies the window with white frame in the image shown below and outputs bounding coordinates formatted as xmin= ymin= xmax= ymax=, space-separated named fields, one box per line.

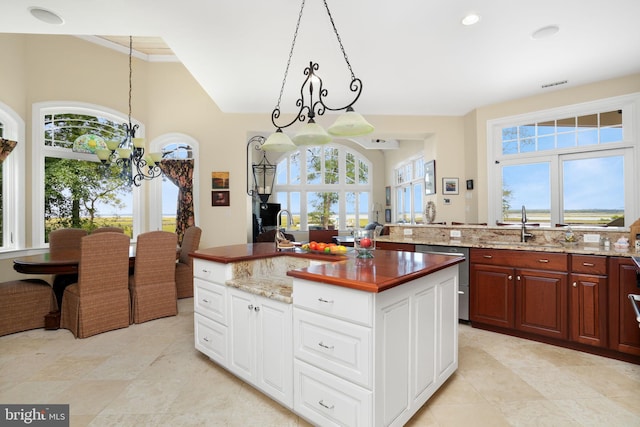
xmin=394 ymin=156 xmax=424 ymax=223
xmin=275 ymin=144 xmax=372 ymax=231
xmin=487 ymin=93 xmax=639 ymax=227
xmin=32 ymin=102 xmax=141 ymax=245
xmin=0 ymin=101 xmax=25 ymax=251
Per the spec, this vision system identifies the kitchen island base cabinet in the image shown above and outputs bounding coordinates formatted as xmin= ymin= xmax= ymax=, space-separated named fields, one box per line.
xmin=228 ymin=287 xmax=293 ymax=409
xmin=293 ymin=266 xmax=458 ymax=427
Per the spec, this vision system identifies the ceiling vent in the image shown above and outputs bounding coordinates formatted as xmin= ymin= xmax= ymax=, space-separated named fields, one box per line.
xmin=541 ymin=80 xmax=568 ymax=89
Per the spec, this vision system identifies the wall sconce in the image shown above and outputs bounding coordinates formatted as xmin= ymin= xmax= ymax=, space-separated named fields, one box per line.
xmin=246 ymin=136 xmax=276 ymax=208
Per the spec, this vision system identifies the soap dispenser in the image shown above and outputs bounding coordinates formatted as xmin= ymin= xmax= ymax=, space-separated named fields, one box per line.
xmin=564 ymin=226 xmax=575 ymax=243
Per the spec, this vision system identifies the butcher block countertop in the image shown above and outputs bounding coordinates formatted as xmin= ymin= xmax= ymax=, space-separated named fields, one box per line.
xmin=191 ymin=243 xmax=464 ymax=293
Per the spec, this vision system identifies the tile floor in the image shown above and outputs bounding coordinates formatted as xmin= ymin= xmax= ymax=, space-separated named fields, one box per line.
xmin=1 ymin=298 xmax=639 ymax=426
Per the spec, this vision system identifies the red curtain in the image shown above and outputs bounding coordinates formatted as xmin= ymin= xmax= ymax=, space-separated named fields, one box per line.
xmin=159 ymin=159 xmax=195 ymax=245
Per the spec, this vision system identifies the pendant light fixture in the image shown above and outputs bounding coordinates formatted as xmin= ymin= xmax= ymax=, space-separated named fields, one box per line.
xmin=262 ymin=0 xmax=374 ymax=152
xmin=96 ymin=36 xmax=163 ymax=186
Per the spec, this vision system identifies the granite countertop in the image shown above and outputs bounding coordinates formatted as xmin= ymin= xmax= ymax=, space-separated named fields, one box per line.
xmin=376 ymin=236 xmax=637 ymax=257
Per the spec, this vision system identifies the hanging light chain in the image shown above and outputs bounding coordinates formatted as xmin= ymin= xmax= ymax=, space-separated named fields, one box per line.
xmin=128 ymin=35 xmax=133 ymax=128
xmin=275 ymin=0 xmax=307 ymax=111
xmin=322 ymin=0 xmax=356 ymax=81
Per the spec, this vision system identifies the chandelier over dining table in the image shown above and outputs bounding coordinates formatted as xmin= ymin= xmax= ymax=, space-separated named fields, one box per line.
xmin=261 ymin=0 xmax=375 ymax=152
xmin=95 ymin=36 xmax=163 ymax=186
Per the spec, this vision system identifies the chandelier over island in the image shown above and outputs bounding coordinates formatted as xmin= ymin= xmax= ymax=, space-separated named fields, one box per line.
xmin=95 ymin=36 xmax=163 ymax=186
xmin=261 ymin=0 xmax=374 ymax=152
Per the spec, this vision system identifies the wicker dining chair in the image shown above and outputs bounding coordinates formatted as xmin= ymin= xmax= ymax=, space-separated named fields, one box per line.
xmin=92 ymin=227 xmax=125 ymax=234
xmin=60 ymin=232 xmax=131 ymax=338
xmin=175 ymin=226 xmax=202 ymax=299
xmin=129 ymin=231 xmax=178 ymax=324
xmin=49 ymin=228 xmax=88 ymax=307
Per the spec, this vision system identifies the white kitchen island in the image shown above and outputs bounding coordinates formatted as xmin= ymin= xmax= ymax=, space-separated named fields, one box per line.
xmin=190 ymin=243 xmax=463 ymax=427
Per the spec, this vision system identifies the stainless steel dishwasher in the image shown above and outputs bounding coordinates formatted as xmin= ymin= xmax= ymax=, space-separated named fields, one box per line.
xmin=415 ymin=245 xmax=469 ymax=322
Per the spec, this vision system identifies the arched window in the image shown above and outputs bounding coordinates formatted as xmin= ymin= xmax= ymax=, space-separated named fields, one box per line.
xmin=149 ymin=133 xmax=200 ymax=238
xmin=32 ymin=101 xmax=142 ymax=245
xmin=275 ymin=143 xmax=372 ymax=231
xmin=0 ymin=100 xmax=25 ymax=252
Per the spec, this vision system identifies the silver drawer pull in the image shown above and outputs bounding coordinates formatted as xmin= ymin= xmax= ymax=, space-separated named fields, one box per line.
xmin=318 ymin=342 xmax=334 ymax=350
xmin=458 ymin=290 xmax=465 ymax=295
xmin=583 ymin=262 xmax=595 ymax=267
xmin=318 ymin=400 xmax=334 ymax=410
xmin=201 ymin=269 xmax=210 ymax=273
xmin=202 ymin=298 xmax=210 ymax=303
xmin=483 ymin=255 xmax=493 ymax=259
xmin=318 ymin=298 xmax=334 ymax=304
xmin=538 ymin=259 xmax=549 ymax=263
xmin=202 ymin=336 xmax=210 ymax=342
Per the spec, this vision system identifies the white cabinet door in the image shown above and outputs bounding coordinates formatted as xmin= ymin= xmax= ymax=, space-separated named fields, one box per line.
xmin=227 ymin=288 xmax=293 ymax=408
xmin=227 ymin=288 xmax=256 ymax=384
xmin=256 ymin=295 xmax=293 ymax=408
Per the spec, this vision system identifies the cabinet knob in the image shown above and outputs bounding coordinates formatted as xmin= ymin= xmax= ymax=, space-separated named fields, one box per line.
xmin=516 ymin=275 xmax=520 ymax=281
xmin=318 ymin=298 xmax=334 ymax=304
xmin=254 ymin=306 xmax=260 ymax=312
xmin=508 ymin=275 xmax=513 ymax=280
xmin=318 ymin=400 xmax=335 ymax=410
xmin=573 ymin=282 xmax=577 ymax=287
xmin=248 ymin=304 xmax=254 ymax=310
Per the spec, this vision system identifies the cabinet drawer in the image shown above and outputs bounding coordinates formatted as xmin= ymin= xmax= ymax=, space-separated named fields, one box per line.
xmin=571 ymin=255 xmax=607 ymax=275
xmin=193 ymin=259 xmax=232 ymax=282
xmin=294 ymin=360 xmax=372 ymax=427
xmin=471 ymin=249 xmax=568 ymax=271
xmin=194 ymin=313 xmax=227 ymax=366
xmin=294 ymin=308 xmax=372 ymax=388
xmin=194 ymin=278 xmax=227 ymax=324
xmin=293 ymin=280 xmax=373 ymax=326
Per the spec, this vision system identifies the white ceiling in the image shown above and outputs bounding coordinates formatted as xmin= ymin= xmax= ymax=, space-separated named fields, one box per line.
xmin=2 ymin=0 xmax=640 ymax=117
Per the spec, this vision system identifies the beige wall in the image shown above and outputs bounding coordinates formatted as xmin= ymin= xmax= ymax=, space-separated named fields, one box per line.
xmin=1 ymin=33 xmax=638 ymax=282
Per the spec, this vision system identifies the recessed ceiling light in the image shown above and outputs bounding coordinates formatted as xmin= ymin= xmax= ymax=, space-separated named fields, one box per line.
xmin=29 ymin=7 xmax=64 ymax=25
xmin=531 ymin=25 xmax=560 ymax=40
xmin=461 ymin=13 xmax=481 ymax=26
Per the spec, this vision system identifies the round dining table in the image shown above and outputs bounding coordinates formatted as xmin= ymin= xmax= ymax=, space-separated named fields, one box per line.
xmin=13 ymin=247 xmax=138 ymax=275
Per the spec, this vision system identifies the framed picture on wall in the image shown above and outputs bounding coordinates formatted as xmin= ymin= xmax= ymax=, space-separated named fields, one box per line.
xmin=385 ymin=186 xmax=391 ymax=206
xmin=385 ymin=208 xmax=392 ymax=223
xmin=424 ymin=160 xmax=436 ymax=195
xmin=442 ymin=177 xmax=459 ymax=195
xmin=212 ymin=191 xmax=230 ymax=206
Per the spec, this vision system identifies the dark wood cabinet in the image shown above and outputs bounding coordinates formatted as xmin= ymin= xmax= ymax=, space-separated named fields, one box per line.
xmin=609 ymin=256 xmax=640 ymax=357
xmin=470 ymin=263 xmax=514 ymax=328
xmin=470 ymin=248 xmax=569 ymax=340
xmin=569 ymin=255 xmax=608 ymax=348
xmin=515 ymin=268 xmax=568 ymax=340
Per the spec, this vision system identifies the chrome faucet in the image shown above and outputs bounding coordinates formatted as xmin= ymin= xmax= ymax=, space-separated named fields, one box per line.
xmin=277 ymin=209 xmax=292 ymax=230
xmin=521 ymin=205 xmax=533 ymax=243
